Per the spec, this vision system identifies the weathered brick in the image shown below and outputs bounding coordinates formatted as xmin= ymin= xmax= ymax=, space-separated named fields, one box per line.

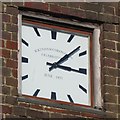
xmin=104 ymin=31 xmax=118 ymax=41
xmin=12 ymin=32 xmax=18 ymax=41
xmin=103 ymin=24 xmax=116 ymax=32
xmin=79 ymin=2 xmax=102 ymax=12
xmin=6 ymin=59 xmax=18 ymax=69
xmin=11 ymin=87 xmax=18 ymax=96
xmin=50 ymin=113 xmax=63 ymax=118
xmin=105 ymin=104 xmax=118 ymax=113
xmin=2 ymin=67 xmax=11 ymax=77
xmin=6 ymin=23 xmax=18 ymax=32
xmin=30 ymin=104 xmax=44 ymax=111
xmin=6 ymin=6 xmax=18 ymax=15
xmin=6 ymin=77 xmax=18 ymax=87
xmin=117 ymin=43 xmax=120 ymax=51
xmin=103 ymin=40 xmax=115 ymax=50
xmin=11 ymin=51 xmax=18 ymax=60
xmin=104 ymin=76 xmax=116 ymax=85
xmin=2 ymin=31 xmax=11 ymax=40
xmin=86 ymin=11 xmax=98 ymax=20
xmin=103 ymin=49 xmax=118 ymax=60
xmin=103 ymin=67 xmax=118 ymax=77
xmin=27 ymin=109 xmax=49 ymax=118
xmin=49 ymin=4 xmax=62 ymax=14
xmin=2 ymin=85 xmax=10 ymax=95
xmin=13 ymin=106 xmax=26 ymax=116
xmin=19 ymin=102 xmax=30 ymax=108
xmin=11 ymin=16 xmax=18 ymax=24
xmin=104 ymin=94 xmax=117 ymax=103
xmin=4 ymin=96 xmax=17 ymax=105
xmin=103 ymin=6 xmax=115 ymax=15
xmin=104 ymin=85 xmax=119 ymax=95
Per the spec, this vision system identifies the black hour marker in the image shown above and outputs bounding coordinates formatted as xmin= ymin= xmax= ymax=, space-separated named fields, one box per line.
xmin=22 ymin=75 xmax=28 ymax=80
xmin=33 ymin=89 xmax=40 ymax=96
xmin=67 ymin=35 xmax=74 ymax=43
xmin=22 ymin=39 xmax=29 ymax=47
xmin=22 ymin=57 xmax=28 ymax=63
xmin=79 ymin=51 xmax=87 ymax=57
xmin=51 ymin=92 xmax=56 ymax=100
xmin=79 ymin=68 xmax=87 ymax=75
xmin=33 ymin=27 xmax=40 ymax=37
xmin=79 ymin=84 xmax=87 ymax=94
xmin=51 ymin=31 xmax=57 ymax=40
xmin=67 ymin=95 xmax=74 ymax=103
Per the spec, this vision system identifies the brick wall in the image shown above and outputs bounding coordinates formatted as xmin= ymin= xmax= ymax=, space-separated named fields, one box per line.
xmin=1 ymin=1 xmax=120 ymax=119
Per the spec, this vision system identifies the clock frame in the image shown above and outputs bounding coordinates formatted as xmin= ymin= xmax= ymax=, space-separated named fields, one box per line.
xmin=19 ymin=18 xmax=94 ymax=108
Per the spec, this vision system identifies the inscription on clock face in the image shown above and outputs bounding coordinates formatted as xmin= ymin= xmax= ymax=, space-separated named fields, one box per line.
xmin=21 ymin=22 xmax=92 ymax=106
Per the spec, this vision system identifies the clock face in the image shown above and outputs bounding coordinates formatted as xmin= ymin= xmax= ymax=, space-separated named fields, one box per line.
xmin=21 ymin=21 xmax=92 ymax=106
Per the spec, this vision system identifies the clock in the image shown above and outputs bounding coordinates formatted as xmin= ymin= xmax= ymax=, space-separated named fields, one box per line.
xmin=21 ymin=20 xmax=93 ymax=107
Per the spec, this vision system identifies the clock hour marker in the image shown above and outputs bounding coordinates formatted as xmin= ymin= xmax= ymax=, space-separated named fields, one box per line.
xmin=33 ymin=27 xmax=41 ymax=37
xmin=22 ymin=75 xmax=28 ymax=80
xmin=67 ymin=95 xmax=74 ymax=103
xmin=79 ymin=84 xmax=87 ymax=94
xmin=51 ymin=92 xmax=56 ymax=100
xmin=22 ymin=57 xmax=28 ymax=63
xmin=79 ymin=51 xmax=87 ymax=57
xmin=51 ymin=31 xmax=57 ymax=40
xmin=33 ymin=89 xmax=40 ymax=96
xmin=22 ymin=39 xmax=29 ymax=47
xmin=67 ymin=35 xmax=74 ymax=42
xmin=79 ymin=68 xmax=87 ymax=75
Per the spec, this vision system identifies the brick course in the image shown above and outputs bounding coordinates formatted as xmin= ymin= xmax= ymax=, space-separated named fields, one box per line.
xmin=1 ymin=1 xmax=120 ymax=119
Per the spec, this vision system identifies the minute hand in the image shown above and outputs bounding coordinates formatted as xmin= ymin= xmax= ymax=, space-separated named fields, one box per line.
xmin=49 ymin=46 xmax=80 ymax=71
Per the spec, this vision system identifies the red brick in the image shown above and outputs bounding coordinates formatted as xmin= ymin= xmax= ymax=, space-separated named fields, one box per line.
xmin=2 ymin=49 xmax=10 ymax=58
xmin=25 ymin=2 xmax=48 ymax=11
xmin=12 ymin=69 xmax=17 ymax=78
xmin=30 ymin=104 xmax=44 ymax=110
xmin=19 ymin=102 xmax=29 ymax=108
xmin=2 ymin=105 xmax=12 ymax=114
xmin=6 ymin=41 xmax=17 ymax=50
xmin=11 ymin=16 xmax=18 ymax=24
xmin=6 ymin=59 xmax=18 ymax=69
xmin=11 ymin=32 xmax=18 ymax=41
xmin=49 ymin=4 xmax=62 ymax=14
xmin=103 ymin=58 xmax=116 ymax=68
xmin=50 ymin=113 xmax=63 ymax=118
xmin=117 ymin=43 xmax=120 ymax=51
xmin=2 ymin=14 xmax=10 ymax=22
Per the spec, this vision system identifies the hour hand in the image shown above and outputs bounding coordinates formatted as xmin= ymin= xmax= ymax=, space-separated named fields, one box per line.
xmin=46 ymin=62 xmax=87 ymax=75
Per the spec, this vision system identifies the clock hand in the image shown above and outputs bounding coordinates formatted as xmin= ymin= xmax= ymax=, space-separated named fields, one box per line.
xmin=49 ymin=46 xmax=80 ymax=71
xmin=47 ymin=62 xmax=87 ymax=75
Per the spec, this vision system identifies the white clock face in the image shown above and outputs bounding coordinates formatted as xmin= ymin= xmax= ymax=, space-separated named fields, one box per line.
xmin=21 ymin=22 xmax=92 ymax=106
